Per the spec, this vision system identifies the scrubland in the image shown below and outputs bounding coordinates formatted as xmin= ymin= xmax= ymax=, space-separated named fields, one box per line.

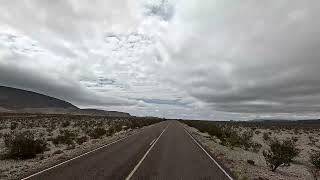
xmin=182 ymin=120 xmax=320 ymax=180
xmin=0 ymin=113 xmax=162 ymax=179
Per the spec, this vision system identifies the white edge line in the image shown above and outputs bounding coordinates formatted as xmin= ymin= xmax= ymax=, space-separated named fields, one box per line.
xmin=125 ymin=124 xmax=169 ymax=180
xmin=183 ymin=127 xmax=234 ymax=180
xmin=150 ymin=138 xmax=156 ymax=146
xmin=21 ymin=131 xmax=143 ymax=180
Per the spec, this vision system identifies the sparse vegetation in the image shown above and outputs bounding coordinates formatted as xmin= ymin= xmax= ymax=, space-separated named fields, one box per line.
xmin=181 ymin=119 xmax=320 ymax=179
xmin=263 ymin=138 xmax=300 ymax=172
xmin=263 ymin=132 xmax=270 ymax=141
xmin=182 ymin=120 xmax=261 ymax=151
xmin=247 ymin=159 xmax=255 ymax=166
xmin=52 ymin=130 xmax=77 ymax=146
xmin=61 ymin=120 xmax=71 ymax=127
xmin=10 ymin=122 xmax=19 ymax=130
xmin=310 ymin=150 xmax=320 ymax=179
xmin=76 ymin=136 xmax=88 ymax=145
xmin=311 ymin=150 xmax=320 ymax=169
xmin=88 ymin=127 xmax=107 ymax=139
xmin=3 ymin=131 xmax=47 ymax=159
xmin=0 ymin=113 xmax=163 ymax=179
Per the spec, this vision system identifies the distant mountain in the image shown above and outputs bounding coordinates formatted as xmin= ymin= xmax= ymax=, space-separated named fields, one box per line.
xmin=250 ymin=119 xmax=295 ymax=122
xmin=77 ymin=109 xmax=131 ymax=117
xmin=250 ymin=119 xmax=320 ymax=123
xmin=0 ymin=86 xmax=77 ymax=110
xmin=0 ymin=86 xmax=131 ymax=117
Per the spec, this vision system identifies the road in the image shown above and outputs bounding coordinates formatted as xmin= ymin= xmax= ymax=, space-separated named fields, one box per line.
xmin=23 ymin=121 xmax=233 ymax=180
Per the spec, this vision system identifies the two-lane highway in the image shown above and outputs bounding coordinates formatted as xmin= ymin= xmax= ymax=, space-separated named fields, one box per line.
xmin=23 ymin=121 xmax=233 ymax=180
xmin=129 ymin=121 xmax=231 ymax=180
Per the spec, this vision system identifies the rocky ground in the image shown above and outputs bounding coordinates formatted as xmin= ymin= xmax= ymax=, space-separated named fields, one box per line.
xmin=184 ymin=122 xmax=320 ymax=180
xmin=0 ymin=113 xmax=161 ymax=180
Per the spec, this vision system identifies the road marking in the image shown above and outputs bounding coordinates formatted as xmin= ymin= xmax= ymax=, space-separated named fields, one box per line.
xmin=21 ymin=124 xmax=163 ymax=180
xmin=150 ymin=138 xmax=156 ymax=146
xmin=125 ymin=124 xmax=169 ymax=180
xmin=183 ymin=127 xmax=234 ymax=180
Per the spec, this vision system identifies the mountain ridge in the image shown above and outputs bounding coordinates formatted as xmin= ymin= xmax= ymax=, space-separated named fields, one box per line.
xmin=0 ymin=85 xmax=131 ymax=117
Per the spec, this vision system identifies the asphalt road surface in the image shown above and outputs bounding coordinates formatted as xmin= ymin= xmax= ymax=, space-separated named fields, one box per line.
xmin=23 ymin=121 xmax=233 ymax=180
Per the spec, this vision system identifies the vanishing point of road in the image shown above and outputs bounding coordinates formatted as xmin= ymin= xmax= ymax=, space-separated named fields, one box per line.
xmin=22 ymin=121 xmax=233 ymax=180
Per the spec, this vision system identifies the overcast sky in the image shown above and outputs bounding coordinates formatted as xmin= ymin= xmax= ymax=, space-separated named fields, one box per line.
xmin=1 ymin=0 xmax=320 ymax=120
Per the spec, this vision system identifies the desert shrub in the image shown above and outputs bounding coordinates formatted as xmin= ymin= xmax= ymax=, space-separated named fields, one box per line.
xmin=292 ymin=136 xmax=299 ymax=143
xmin=3 ymin=131 xmax=47 ymax=159
xmin=263 ymin=138 xmax=299 ymax=171
xmin=220 ymin=128 xmax=241 ymax=148
xmin=88 ymin=127 xmax=106 ymax=139
xmin=61 ymin=120 xmax=71 ymax=128
xmin=218 ymin=128 xmax=256 ymax=150
xmin=52 ymin=130 xmax=77 ymax=146
xmin=10 ymin=122 xmax=18 ymax=130
xmin=263 ymin=132 xmax=270 ymax=141
xmin=183 ymin=120 xmax=223 ymax=139
xmin=251 ymin=142 xmax=263 ymax=153
xmin=207 ymin=124 xmax=224 ymax=139
xmin=47 ymin=123 xmax=56 ymax=133
xmin=247 ymin=159 xmax=255 ymax=165
xmin=311 ymin=150 xmax=320 ymax=169
xmin=184 ymin=121 xmax=259 ymax=150
xmin=240 ymin=130 xmax=254 ymax=150
xmin=310 ymin=150 xmax=320 ymax=179
xmin=112 ymin=123 xmax=123 ymax=132
xmin=76 ymin=136 xmax=88 ymax=145
xmin=106 ymin=128 xmax=115 ymax=136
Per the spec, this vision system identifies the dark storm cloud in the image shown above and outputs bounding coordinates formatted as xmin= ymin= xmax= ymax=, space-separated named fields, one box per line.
xmin=153 ymin=0 xmax=320 ymax=119
xmin=1 ymin=0 xmax=320 ymax=120
xmin=0 ymin=54 xmax=134 ymax=107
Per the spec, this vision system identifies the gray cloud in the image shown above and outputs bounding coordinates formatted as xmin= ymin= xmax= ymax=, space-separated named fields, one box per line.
xmin=1 ymin=0 xmax=320 ymax=120
xmin=157 ymin=0 xmax=320 ymax=119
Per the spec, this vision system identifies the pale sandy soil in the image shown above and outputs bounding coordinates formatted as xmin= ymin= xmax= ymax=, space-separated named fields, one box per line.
xmin=185 ymin=124 xmax=320 ymax=180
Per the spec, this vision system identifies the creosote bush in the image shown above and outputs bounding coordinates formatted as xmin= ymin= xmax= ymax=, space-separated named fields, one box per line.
xmin=61 ymin=120 xmax=71 ymax=127
xmin=3 ymin=131 xmax=47 ymax=159
xmin=310 ymin=150 xmax=320 ymax=179
xmin=311 ymin=150 xmax=320 ymax=169
xmin=88 ymin=127 xmax=106 ymax=139
xmin=263 ymin=138 xmax=299 ymax=172
xmin=76 ymin=136 xmax=88 ymax=145
xmin=52 ymin=130 xmax=77 ymax=146
xmin=10 ymin=122 xmax=19 ymax=130
xmin=263 ymin=132 xmax=270 ymax=141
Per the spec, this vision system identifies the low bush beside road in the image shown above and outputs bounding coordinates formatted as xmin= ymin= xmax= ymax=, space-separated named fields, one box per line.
xmin=263 ymin=138 xmax=300 ymax=172
xmin=3 ymin=131 xmax=47 ymax=159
